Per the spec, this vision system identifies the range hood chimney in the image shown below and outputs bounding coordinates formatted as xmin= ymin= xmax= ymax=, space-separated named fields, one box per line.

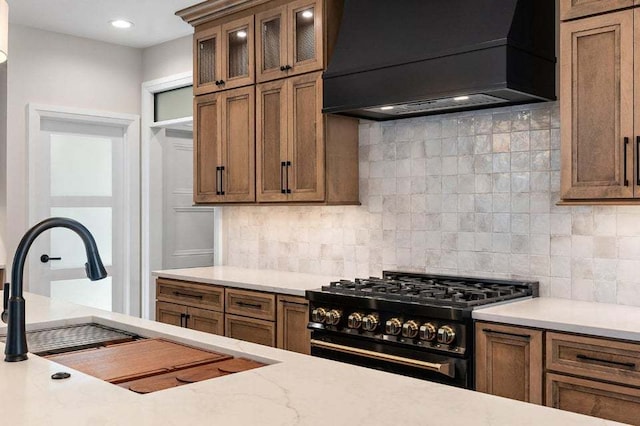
xmin=323 ymin=0 xmax=556 ymax=120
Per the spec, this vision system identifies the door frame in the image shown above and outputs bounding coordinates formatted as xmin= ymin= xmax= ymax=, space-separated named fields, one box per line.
xmin=26 ymin=103 xmax=140 ymax=315
xmin=141 ymin=72 xmax=223 ymax=320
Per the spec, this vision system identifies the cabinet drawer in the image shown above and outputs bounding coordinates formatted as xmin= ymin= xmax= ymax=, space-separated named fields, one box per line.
xmin=156 ymin=278 xmax=224 ymax=311
xmin=546 ymin=332 xmax=640 ymax=387
xmin=560 ymin=0 xmax=635 ymax=21
xmin=225 ymin=314 xmax=276 ymax=347
xmin=225 ymin=288 xmax=276 ymax=321
xmin=546 ymin=373 xmax=640 ymax=425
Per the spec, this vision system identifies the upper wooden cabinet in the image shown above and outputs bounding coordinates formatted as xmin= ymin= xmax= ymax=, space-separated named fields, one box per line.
xmin=194 ymin=16 xmax=255 ymax=95
xmin=560 ymin=0 xmax=636 ymax=21
xmin=255 ymin=0 xmax=323 ymax=83
xmin=560 ymin=9 xmax=640 ymax=202
xmin=194 ymin=86 xmax=255 ymax=203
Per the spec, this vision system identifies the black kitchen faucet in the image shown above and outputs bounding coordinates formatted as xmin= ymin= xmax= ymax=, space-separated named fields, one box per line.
xmin=1 ymin=217 xmax=107 ymax=362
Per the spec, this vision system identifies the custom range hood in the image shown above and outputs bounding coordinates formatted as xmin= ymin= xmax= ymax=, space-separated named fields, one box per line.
xmin=323 ymin=0 xmax=556 ymax=120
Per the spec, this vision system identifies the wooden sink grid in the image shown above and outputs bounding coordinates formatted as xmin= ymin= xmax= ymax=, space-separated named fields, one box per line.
xmin=46 ymin=338 xmax=266 ymax=393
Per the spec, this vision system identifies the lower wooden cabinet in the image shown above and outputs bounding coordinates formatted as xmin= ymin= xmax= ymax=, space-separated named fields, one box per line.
xmin=546 ymin=373 xmax=640 ymax=425
xmin=156 ymin=301 xmax=224 ymax=335
xmin=276 ymin=295 xmax=310 ymax=355
xmin=225 ymin=314 xmax=276 ymax=347
xmin=475 ymin=322 xmax=543 ymax=404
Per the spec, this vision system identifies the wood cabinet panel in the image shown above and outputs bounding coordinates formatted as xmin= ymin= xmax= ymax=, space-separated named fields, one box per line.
xmin=256 ymin=5 xmax=288 ymax=82
xmin=475 ymin=322 xmax=543 ymax=404
xmin=546 ymin=373 xmax=640 ymax=425
xmin=561 ymin=10 xmax=635 ymax=200
xmin=276 ymin=295 xmax=310 ymax=354
xmin=188 ymin=306 xmax=225 ymax=335
xmin=194 ymin=93 xmax=223 ymax=203
xmin=156 ymin=301 xmax=187 ymax=328
xmin=225 ymin=314 xmax=276 ymax=347
xmin=221 ymin=15 xmax=255 ymax=90
xmin=560 ymin=0 xmax=634 ymax=21
xmin=226 ymin=288 xmax=276 ymax=321
xmin=194 ymin=26 xmax=223 ymax=95
xmin=547 ymin=332 xmax=640 ymax=387
xmin=156 ymin=278 xmax=224 ymax=312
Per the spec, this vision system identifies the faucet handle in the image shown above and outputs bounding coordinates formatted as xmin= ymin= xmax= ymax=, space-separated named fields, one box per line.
xmin=2 ymin=283 xmax=8 ymax=323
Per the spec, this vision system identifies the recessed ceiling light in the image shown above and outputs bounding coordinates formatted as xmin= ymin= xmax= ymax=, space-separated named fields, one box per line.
xmin=237 ymin=30 xmax=247 ymax=38
xmin=110 ymin=19 xmax=133 ymax=29
xmin=302 ymin=10 xmax=313 ymax=19
xmin=380 ymin=106 xmax=394 ymax=111
xmin=454 ymin=96 xmax=470 ymax=101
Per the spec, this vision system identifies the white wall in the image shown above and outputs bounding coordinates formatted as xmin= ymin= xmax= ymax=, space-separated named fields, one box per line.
xmin=142 ymin=35 xmax=191 ymax=82
xmin=5 ymin=24 xmax=142 ymax=270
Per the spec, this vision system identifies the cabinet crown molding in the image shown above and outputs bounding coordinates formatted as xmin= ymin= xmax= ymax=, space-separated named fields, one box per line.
xmin=177 ymin=0 xmax=271 ymax=26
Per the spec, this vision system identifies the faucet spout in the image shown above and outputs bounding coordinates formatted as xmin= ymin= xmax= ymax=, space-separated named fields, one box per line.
xmin=2 ymin=217 xmax=107 ymax=362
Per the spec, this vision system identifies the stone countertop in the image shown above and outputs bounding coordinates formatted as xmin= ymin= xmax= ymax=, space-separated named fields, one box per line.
xmin=153 ymin=266 xmax=342 ymax=297
xmin=0 ymin=292 xmax=620 ymax=426
xmin=473 ymin=297 xmax=640 ymax=342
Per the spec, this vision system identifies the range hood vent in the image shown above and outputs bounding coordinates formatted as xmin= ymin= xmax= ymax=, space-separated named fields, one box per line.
xmin=323 ymin=0 xmax=556 ymax=121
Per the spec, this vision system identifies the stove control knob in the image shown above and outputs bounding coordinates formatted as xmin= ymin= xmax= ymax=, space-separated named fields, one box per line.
xmin=437 ymin=325 xmax=456 ymax=345
xmin=362 ymin=314 xmax=379 ymax=332
xmin=325 ymin=309 xmax=342 ymax=326
xmin=385 ymin=318 xmax=402 ymax=336
xmin=311 ymin=307 xmax=327 ymax=323
xmin=347 ymin=312 xmax=363 ymax=329
xmin=402 ymin=320 xmax=420 ymax=339
xmin=419 ymin=323 xmax=437 ymax=341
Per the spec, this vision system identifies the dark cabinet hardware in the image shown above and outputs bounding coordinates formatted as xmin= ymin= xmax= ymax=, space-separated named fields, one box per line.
xmin=184 ymin=314 xmax=191 ymax=328
xmin=576 ymin=354 xmax=636 ymax=369
xmin=281 ymin=161 xmax=287 ymax=194
xmin=636 ymin=136 xmax=640 ymax=186
xmin=482 ymin=328 xmax=531 ymax=340
xmin=236 ymin=301 xmax=263 ymax=309
xmin=40 ymin=254 xmax=62 ymax=263
xmin=280 ymin=65 xmax=292 ymax=71
xmin=216 ymin=166 xmax=222 ymax=195
xmin=220 ymin=166 xmax=225 ymax=195
xmin=173 ymin=291 xmax=204 ymax=300
xmin=624 ymin=137 xmax=629 ymax=186
xmin=285 ymin=161 xmax=291 ymax=193
xmin=180 ymin=313 xmax=186 ymax=327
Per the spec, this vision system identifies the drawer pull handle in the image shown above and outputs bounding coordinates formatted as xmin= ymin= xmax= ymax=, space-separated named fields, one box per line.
xmin=236 ymin=301 xmax=263 ymax=309
xmin=174 ymin=292 xmax=204 ymax=300
xmin=482 ymin=328 xmax=531 ymax=339
xmin=576 ymin=354 xmax=636 ymax=369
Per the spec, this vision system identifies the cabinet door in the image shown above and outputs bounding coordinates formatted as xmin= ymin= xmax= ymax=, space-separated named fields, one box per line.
xmin=287 ymin=0 xmax=323 ymax=76
xmin=257 ymin=79 xmax=289 ymax=202
xmin=475 ymin=322 xmax=543 ymax=404
xmin=256 ymin=6 xmax=288 ymax=83
xmin=194 ymin=93 xmax=224 ymax=203
xmin=194 ymin=26 xmax=223 ymax=95
xmin=187 ymin=306 xmax=224 ymax=335
xmin=225 ymin=314 xmax=276 ymax=347
xmin=546 ymin=373 xmax=640 ymax=425
xmin=221 ymin=16 xmax=255 ymax=90
xmin=156 ymin=301 xmax=186 ymax=327
xmin=560 ymin=0 xmax=634 ymax=21
xmin=288 ymin=71 xmax=325 ymax=201
xmin=276 ymin=295 xmax=310 ymax=355
xmin=560 ymin=11 xmax=634 ymax=200
xmin=220 ymin=86 xmax=256 ymax=202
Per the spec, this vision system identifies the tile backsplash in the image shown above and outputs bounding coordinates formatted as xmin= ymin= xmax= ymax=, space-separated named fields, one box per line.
xmin=223 ymin=101 xmax=640 ymax=306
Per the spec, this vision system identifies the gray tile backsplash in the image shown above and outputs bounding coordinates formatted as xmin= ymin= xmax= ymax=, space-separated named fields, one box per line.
xmin=222 ymin=101 xmax=640 ymax=306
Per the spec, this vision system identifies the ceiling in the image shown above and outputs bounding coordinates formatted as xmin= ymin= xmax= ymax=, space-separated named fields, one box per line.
xmin=7 ymin=0 xmax=202 ymax=48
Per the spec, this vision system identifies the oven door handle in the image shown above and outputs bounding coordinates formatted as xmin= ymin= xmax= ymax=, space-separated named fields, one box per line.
xmin=310 ymin=339 xmax=455 ymax=378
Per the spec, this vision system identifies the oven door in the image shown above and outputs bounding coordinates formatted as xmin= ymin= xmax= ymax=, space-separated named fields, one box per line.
xmin=310 ymin=331 xmax=471 ymax=388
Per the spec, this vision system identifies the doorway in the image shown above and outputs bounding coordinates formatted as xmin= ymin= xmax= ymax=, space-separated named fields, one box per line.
xmin=27 ymin=105 xmax=140 ymax=315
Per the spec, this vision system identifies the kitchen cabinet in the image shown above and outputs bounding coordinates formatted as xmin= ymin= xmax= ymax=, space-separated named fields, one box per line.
xmin=225 ymin=288 xmax=276 ymax=346
xmin=276 ymin=295 xmax=310 ymax=354
xmin=560 ymin=7 xmax=640 ymax=202
xmin=560 ymin=0 xmax=636 ymax=20
xmin=255 ymin=0 xmax=323 ymax=83
xmin=226 ymin=313 xmax=277 ymax=346
xmin=156 ymin=279 xmax=225 ymax=335
xmin=194 ymin=86 xmax=255 ymax=203
xmin=181 ymin=0 xmax=359 ymax=206
xmin=194 ymin=16 xmax=255 ymax=95
xmin=475 ymin=322 xmax=543 ymax=404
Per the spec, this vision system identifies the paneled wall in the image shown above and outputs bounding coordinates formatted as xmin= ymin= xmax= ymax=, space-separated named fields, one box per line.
xmin=224 ymin=102 xmax=640 ymax=306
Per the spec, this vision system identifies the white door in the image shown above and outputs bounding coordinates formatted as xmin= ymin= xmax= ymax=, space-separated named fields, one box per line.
xmin=29 ymin=117 xmax=126 ymax=312
xmin=162 ymin=129 xmax=215 ymax=269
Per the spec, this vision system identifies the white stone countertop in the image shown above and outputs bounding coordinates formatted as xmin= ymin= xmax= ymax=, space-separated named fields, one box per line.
xmin=0 ymin=292 xmax=621 ymax=425
xmin=153 ymin=266 xmax=342 ymax=297
xmin=474 ymin=297 xmax=640 ymax=342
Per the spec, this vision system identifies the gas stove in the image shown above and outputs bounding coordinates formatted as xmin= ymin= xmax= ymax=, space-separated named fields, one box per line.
xmin=306 ymin=271 xmax=538 ymax=389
